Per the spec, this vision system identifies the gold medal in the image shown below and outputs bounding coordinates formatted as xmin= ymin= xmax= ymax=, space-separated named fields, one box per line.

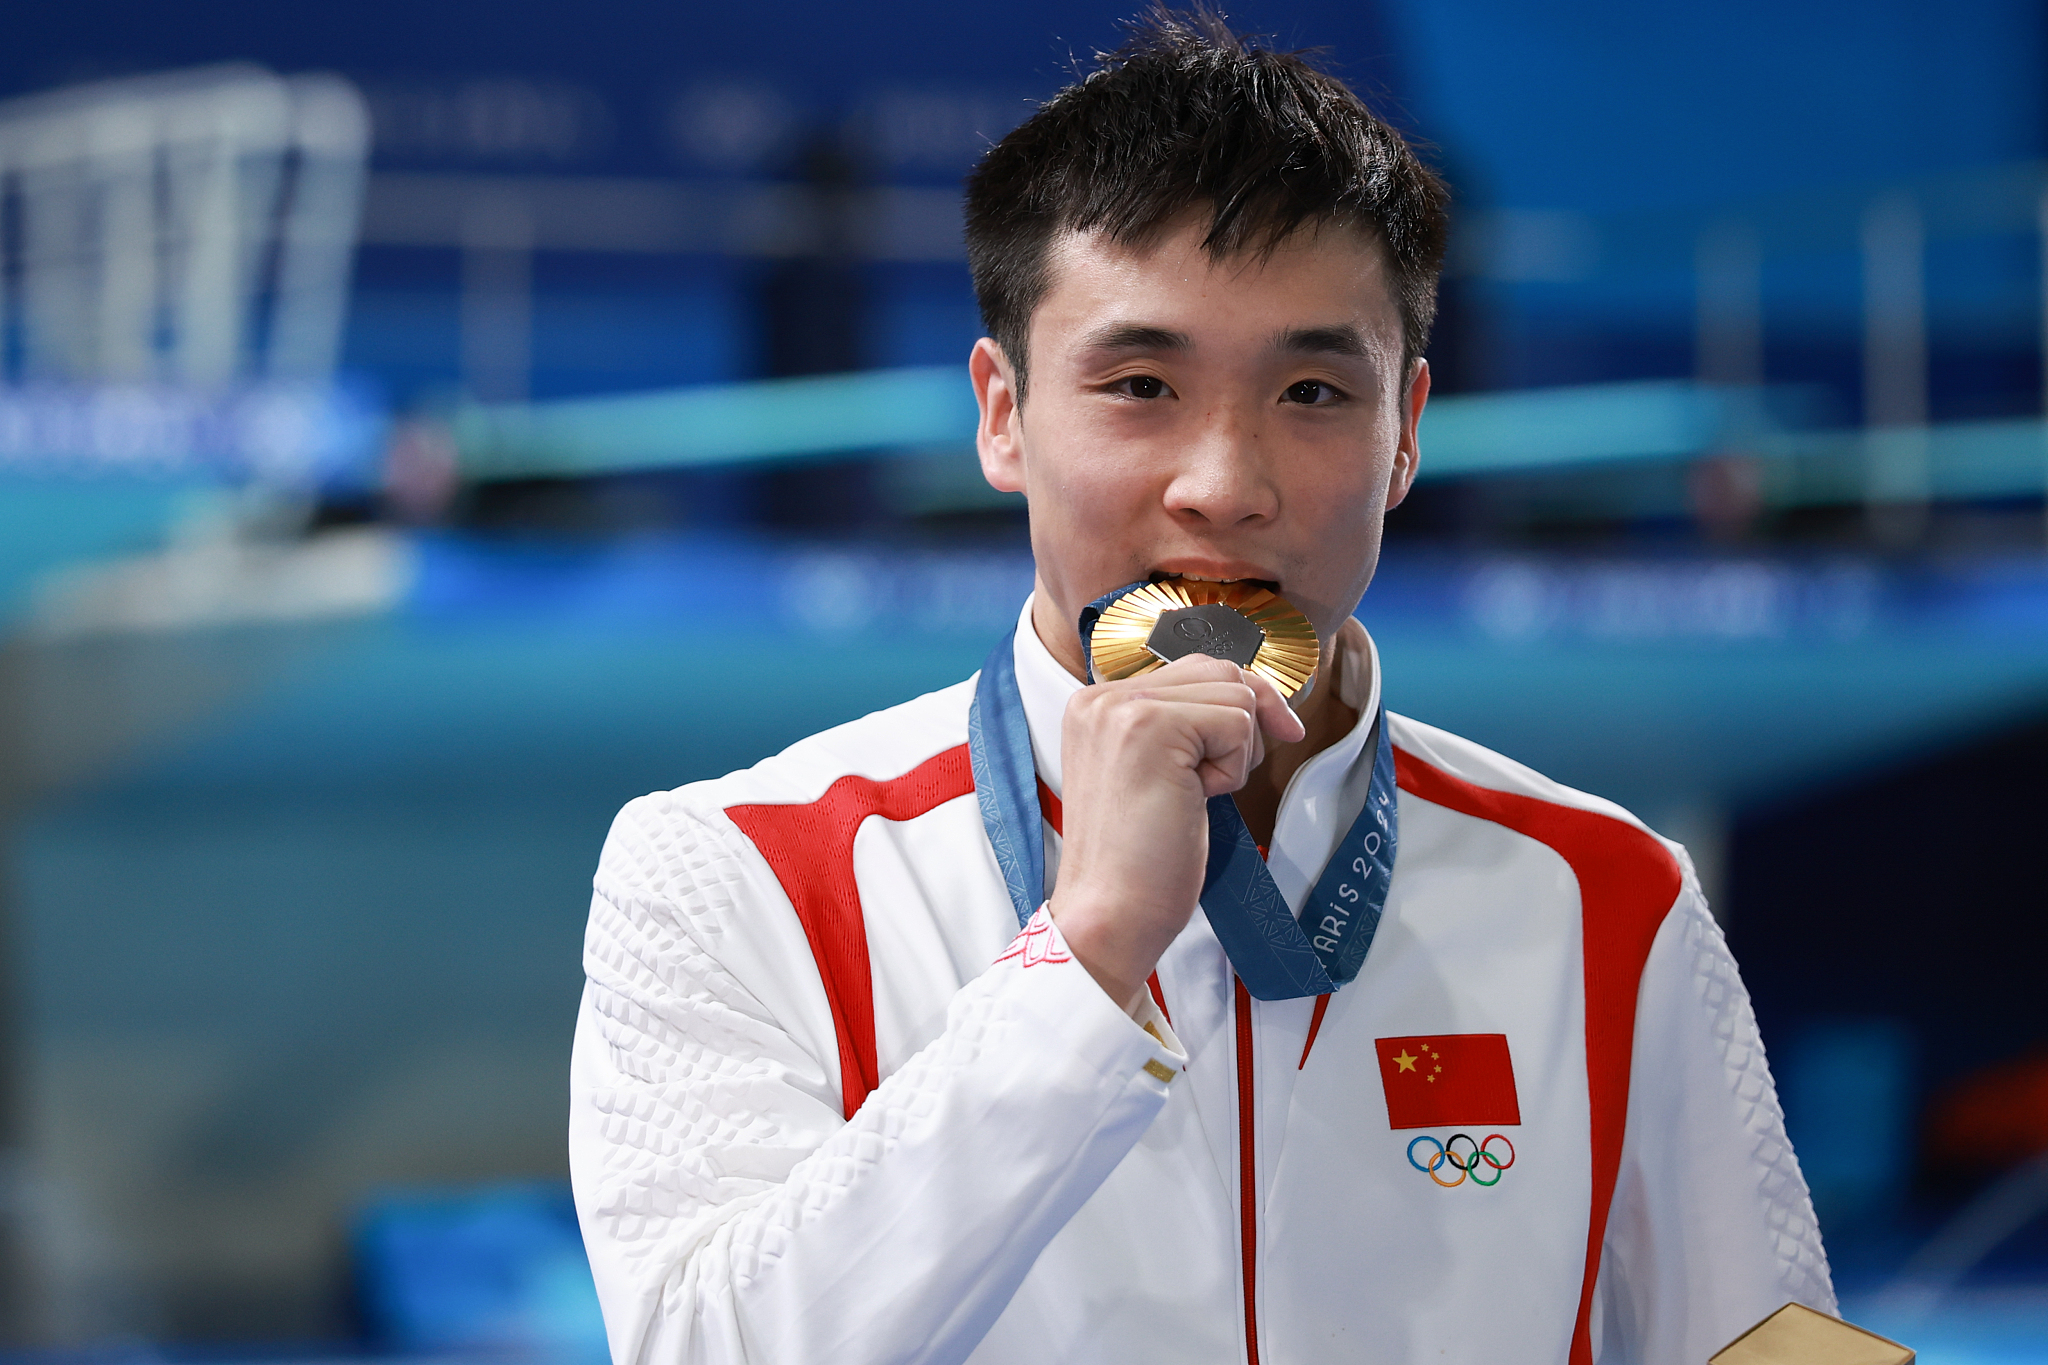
xmin=1086 ymin=577 xmax=1321 ymax=700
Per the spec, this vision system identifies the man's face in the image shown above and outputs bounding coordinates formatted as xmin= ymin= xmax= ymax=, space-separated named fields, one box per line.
xmin=971 ymin=216 xmax=1427 ymax=678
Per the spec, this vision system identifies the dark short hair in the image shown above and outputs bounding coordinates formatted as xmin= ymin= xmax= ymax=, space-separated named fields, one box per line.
xmin=964 ymin=7 xmax=1449 ymax=395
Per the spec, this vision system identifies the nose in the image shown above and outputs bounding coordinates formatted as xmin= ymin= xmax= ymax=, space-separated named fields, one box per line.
xmin=1161 ymin=405 xmax=1279 ymax=528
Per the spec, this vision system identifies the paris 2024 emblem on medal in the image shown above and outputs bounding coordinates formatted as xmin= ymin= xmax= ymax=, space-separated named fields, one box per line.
xmin=1086 ymin=577 xmax=1322 ymax=701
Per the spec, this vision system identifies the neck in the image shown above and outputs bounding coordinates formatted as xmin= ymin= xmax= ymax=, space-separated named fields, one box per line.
xmin=1030 ymin=588 xmax=1093 ymax=681
xmin=1030 ymin=589 xmax=1361 ymax=848
xmin=1233 ymin=654 xmax=1357 ymax=847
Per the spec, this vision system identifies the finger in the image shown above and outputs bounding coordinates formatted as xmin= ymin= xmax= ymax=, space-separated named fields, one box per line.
xmin=1172 ymin=704 xmax=1261 ymax=796
xmin=1122 ymin=680 xmax=1262 ymax=712
xmin=1241 ymin=667 xmax=1307 ymax=745
xmin=1196 ymin=753 xmax=1254 ymax=798
xmin=1117 ymin=697 xmax=1259 ymax=783
xmin=1141 ymin=654 xmax=1250 ymax=686
xmin=1138 ymin=656 xmax=1305 ymax=745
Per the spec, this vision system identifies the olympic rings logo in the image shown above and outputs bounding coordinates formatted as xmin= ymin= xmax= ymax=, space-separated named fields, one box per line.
xmin=1406 ymin=1133 xmax=1516 ymax=1188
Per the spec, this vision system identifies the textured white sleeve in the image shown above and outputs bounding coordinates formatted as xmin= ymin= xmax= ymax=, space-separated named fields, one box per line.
xmin=1594 ymin=863 xmax=1836 ymax=1365
xmin=569 ymin=797 xmax=1185 ymax=1365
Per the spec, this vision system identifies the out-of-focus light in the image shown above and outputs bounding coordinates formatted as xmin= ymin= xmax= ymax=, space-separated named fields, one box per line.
xmin=1417 ymin=380 xmax=1726 ymax=475
xmin=354 ymin=1181 xmax=607 ymax=1356
xmin=454 ymin=365 xmax=979 ymax=479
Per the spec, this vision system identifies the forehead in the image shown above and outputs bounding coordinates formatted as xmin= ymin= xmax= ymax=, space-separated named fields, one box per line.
xmin=1030 ymin=217 xmax=1401 ymax=349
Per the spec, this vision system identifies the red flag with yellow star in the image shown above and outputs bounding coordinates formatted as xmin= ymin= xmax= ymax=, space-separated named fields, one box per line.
xmin=1375 ymin=1034 xmax=1521 ymax=1129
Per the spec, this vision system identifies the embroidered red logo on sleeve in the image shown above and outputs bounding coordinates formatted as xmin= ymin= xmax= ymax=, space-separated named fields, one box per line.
xmin=995 ymin=906 xmax=1073 ymax=969
xmin=1376 ymin=1034 xmax=1522 ymax=1129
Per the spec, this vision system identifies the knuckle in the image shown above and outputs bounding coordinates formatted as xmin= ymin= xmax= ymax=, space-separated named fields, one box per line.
xmin=1105 ymin=701 xmax=1151 ymax=740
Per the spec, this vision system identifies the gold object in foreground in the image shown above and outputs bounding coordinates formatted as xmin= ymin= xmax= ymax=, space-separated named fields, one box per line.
xmin=1087 ymin=578 xmax=1321 ymax=700
xmin=1710 ymin=1303 xmax=1912 ymax=1365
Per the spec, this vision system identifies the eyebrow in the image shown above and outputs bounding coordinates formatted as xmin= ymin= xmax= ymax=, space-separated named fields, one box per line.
xmin=1273 ymin=324 xmax=1371 ymax=358
xmin=1079 ymin=323 xmax=1191 ymax=356
xmin=1076 ymin=321 xmax=1373 ymax=361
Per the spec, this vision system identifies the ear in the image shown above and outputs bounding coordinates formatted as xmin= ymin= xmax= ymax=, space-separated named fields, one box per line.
xmin=971 ymin=337 xmax=1026 ymax=494
xmin=1386 ymin=356 xmax=1429 ymax=510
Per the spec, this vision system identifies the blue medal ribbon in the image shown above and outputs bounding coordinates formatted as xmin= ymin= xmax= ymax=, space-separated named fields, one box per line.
xmin=967 ymin=624 xmax=1045 ymax=933
xmin=968 ymin=588 xmax=1398 ymax=1001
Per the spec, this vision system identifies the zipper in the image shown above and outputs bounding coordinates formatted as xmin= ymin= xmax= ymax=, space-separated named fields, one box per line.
xmin=1234 ymin=977 xmax=1261 ymax=1365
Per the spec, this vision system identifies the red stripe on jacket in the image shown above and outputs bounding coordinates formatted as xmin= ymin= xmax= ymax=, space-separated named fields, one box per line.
xmin=726 ymin=744 xmax=976 ymax=1118
xmin=1392 ymin=746 xmax=1681 ymax=1365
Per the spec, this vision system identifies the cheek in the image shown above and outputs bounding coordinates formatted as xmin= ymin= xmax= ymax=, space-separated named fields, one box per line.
xmin=1034 ymin=447 xmax=1164 ymax=525
xmin=1293 ymin=449 xmax=1390 ymax=528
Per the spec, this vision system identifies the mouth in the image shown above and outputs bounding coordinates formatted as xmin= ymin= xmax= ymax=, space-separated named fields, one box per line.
xmin=1149 ymin=568 xmax=1282 ymax=593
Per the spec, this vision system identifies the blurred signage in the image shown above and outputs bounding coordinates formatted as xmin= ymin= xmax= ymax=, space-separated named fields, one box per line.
xmin=358 ymin=74 xmax=1035 ymax=178
xmin=362 ymin=77 xmax=615 ymax=166
xmin=1460 ymin=558 xmax=1880 ymax=644
xmin=658 ymin=80 xmax=1036 ymax=179
xmin=408 ymin=533 xmax=1036 ymax=639
xmin=0 ymin=383 xmax=385 ymax=488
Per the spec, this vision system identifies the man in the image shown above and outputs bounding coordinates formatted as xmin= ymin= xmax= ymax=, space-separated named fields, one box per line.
xmin=570 ymin=13 xmax=1834 ymax=1363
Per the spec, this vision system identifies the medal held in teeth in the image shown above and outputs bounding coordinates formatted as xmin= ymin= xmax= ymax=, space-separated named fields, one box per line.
xmin=1086 ymin=577 xmax=1321 ymax=700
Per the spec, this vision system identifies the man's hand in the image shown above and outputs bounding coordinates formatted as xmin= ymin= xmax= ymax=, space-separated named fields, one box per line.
xmin=1048 ymin=654 xmax=1307 ymax=1011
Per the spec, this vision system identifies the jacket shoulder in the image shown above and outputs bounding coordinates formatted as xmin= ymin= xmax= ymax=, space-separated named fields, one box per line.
xmin=1386 ymin=710 xmax=1655 ymax=835
xmin=604 ymin=675 xmax=977 ymax=881
xmin=592 ymin=675 xmax=977 ymax=925
xmin=1386 ymin=711 xmax=1699 ymax=938
xmin=709 ymin=674 xmax=974 ymax=805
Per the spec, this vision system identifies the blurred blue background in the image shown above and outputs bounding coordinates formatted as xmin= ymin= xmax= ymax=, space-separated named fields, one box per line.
xmin=1 ymin=1 xmax=2046 ymax=1360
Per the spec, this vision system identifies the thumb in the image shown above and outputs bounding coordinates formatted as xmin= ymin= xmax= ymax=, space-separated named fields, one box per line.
xmin=1243 ymin=667 xmax=1307 ymax=745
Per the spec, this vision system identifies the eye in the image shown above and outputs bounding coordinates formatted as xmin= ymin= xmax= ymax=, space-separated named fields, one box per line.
xmin=1284 ymin=379 xmax=1342 ymax=406
xmin=1113 ymin=374 xmax=1171 ymax=400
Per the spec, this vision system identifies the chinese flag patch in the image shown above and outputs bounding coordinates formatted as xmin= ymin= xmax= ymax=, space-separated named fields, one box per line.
xmin=1376 ymin=1034 xmax=1522 ymax=1129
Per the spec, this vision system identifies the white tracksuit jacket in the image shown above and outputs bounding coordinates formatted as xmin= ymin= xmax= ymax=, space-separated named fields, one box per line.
xmin=570 ymin=602 xmax=1835 ymax=1365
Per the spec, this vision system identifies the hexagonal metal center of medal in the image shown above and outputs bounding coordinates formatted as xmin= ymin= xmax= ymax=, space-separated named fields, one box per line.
xmin=1146 ymin=603 xmax=1266 ymax=667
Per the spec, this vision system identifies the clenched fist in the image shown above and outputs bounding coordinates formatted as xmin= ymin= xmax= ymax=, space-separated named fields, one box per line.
xmin=1048 ymin=654 xmax=1306 ymax=1011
